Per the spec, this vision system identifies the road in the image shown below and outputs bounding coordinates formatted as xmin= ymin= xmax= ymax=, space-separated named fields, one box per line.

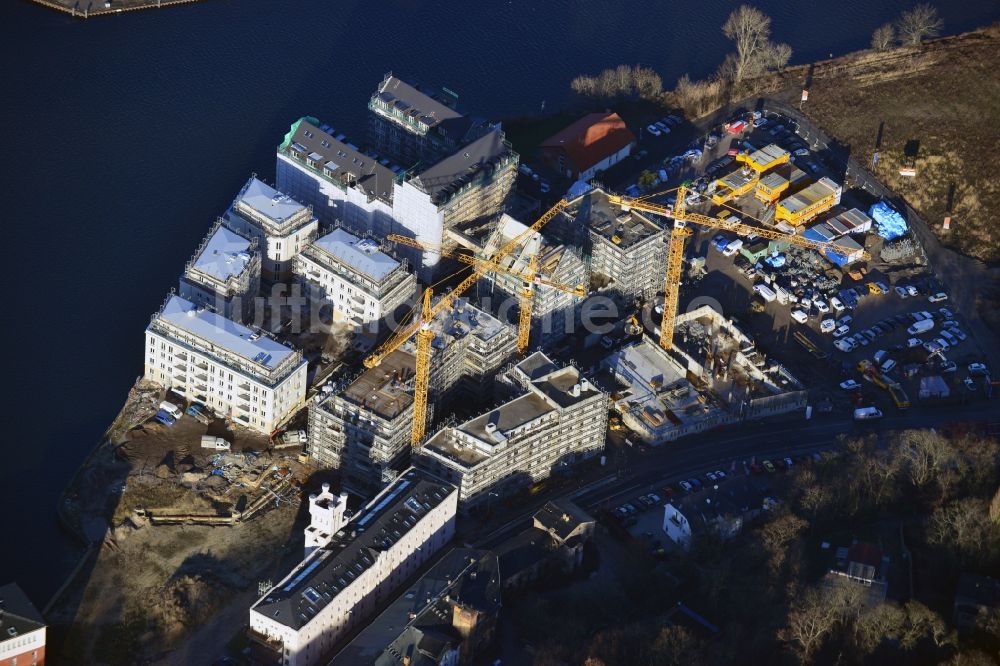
xmin=468 ymin=401 xmax=998 ymax=549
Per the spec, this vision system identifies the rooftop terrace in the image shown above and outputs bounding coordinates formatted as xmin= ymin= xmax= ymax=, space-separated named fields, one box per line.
xmin=151 ymin=295 xmax=296 ymax=373
xmin=190 ymin=225 xmax=253 ymax=283
xmin=310 ymin=228 xmax=402 ymax=282
xmin=235 ymin=176 xmax=309 ymax=226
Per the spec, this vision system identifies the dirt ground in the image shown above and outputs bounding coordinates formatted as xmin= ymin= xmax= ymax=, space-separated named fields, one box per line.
xmin=49 ymin=380 xmax=321 ymax=664
xmin=777 ymin=25 xmax=1000 ymax=264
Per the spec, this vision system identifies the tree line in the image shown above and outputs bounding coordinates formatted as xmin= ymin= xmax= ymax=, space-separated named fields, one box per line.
xmin=570 ymin=3 xmax=946 ymax=118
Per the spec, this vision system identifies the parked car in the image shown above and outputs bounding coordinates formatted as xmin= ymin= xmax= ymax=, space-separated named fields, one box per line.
xmin=837 ymin=315 xmax=853 ymax=327
xmin=894 ymin=286 xmax=909 ymax=298
xmin=834 ymin=338 xmax=856 ymax=353
xmin=949 ymin=327 xmax=967 ymax=342
xmin=964 ymin=377 xmax=977 ymax=391
xmin=815 ymin=300 xmax=830 ymax=314
xmin=791 ymin=309 xmax=808 ymax=324
xmin=940 ymin=361 xmax=957 ymax=373
xmin=928 ymin=292 xmax=949 ymax=303
xmin=830 ymin=297 xmax=845 ymax=312
xmin=714 ymin=470 xmax=727 ymax=480
xmin=679 ymin=480 xmax=693 ymax=493
xmin=820 ymin=319 xmax=836 ymax=333
xmin=153 ymin=409 xmax=176 ymax=427
xmin=969 ymin=362 xmax=989 ymax=376
xmin=833 ymin=325 xmax=850 ymax=338
xmin=840 ymin=379 xmax=861 ymax=391
xmin=906 ymin=285 xmax=919 ymax=296
xmin=762 ymin=460 xmax=776 ymax=473
xmin=906 ymin=337 xmax=922 ymax=348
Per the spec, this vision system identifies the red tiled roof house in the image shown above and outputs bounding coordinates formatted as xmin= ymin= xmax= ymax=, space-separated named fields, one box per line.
xmin=539 ymin=112 xmax=636 ymax=181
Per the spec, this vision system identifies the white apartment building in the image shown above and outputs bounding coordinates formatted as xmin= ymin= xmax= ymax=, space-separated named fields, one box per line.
xmin=145 ymin=294 xmax=307 ymax=434
xmin=415 ymin=353 xmax=607 ymax=511
xmin=179 ymin=219 xmax=261 ymax=323
xmin=248 ymin=468 xmax=458 ymax=666
xmin=223 ymin=176 xmax=319 ymax=284
xmin=293 ymin=227 xmax=416 ymax=334
xmin=275 ymin=116 xmax=517 ymax=280
xmin=479 ymin=214 xmax=589 ymax=349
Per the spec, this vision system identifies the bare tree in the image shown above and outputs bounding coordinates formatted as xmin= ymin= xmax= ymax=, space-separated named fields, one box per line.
xmin=633 ymin=65 xmax=664 ymax=99
xmin=782 ymin=586 xmax=851 ymax=660
xmin=760 ymin=512 xmax=808 ymax=576
xmin=871 ymin=23 xmax=896 ymax=51
xmin=896 ymin=3 xmax=944 ymax=46
xmin=990 ymin=486 xmax=1000 ymax=523
xmin=722 ymin=5 xmax=773 ymax=81
xmin=928 ymin=499 xmax=997 ymax=566
xmin=765 ymin=42 xmax=793 ymax=71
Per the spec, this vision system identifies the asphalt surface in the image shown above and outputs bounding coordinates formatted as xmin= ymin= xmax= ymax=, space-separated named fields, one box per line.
xmin=468 ymin=400 xmax=999 ymax=549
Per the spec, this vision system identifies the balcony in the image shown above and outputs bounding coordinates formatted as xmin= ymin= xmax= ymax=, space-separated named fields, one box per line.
xmin=194 ymin=360 xmax=209 ymax=371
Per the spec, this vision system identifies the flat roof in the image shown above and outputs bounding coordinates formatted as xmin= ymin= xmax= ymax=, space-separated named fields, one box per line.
xmin=154 ymin=295 xmax=295 ymax=371
xmin=563 ymin=188 xmax=661 ymax=249
xmin=411 ymin=128 xmax=511 ymax=202
xmin=312 ymin=228 xmax=401 ymax=281
xmin=342 ymin=350 xmax=415 ymax=420
xmin=743 ymin=143 xmax=789 ymax=170
xmin=280 ymin=117 xmax=398 ymax=204
xmin=191 ymin=225 xmax=253 ymax=282
xmin=252 ymin=468 xmax=455 ymax=631
xmin=778 ymin=177 xmax=840 ymax=215
xmin=759 ymin=172 xmax=788 ymax=189
xmin=329 ymin=548 xmax=499 ymax=666
xmin=236 ymin=177 xmax=307 ymax=224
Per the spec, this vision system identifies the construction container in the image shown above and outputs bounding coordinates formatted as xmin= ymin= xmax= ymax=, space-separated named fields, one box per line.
xmin=775 ymin=177 xmax=842 ymax=226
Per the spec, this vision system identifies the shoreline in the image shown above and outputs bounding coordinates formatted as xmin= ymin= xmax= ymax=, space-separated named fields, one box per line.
xmin=26 ymin=0 xmax=204 ymax=19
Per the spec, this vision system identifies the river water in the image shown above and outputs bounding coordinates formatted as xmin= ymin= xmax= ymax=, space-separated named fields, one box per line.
xmin=1 ymin=0 xmax=996 ymax=603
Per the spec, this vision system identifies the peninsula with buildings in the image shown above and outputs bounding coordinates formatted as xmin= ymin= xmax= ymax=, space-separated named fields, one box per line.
xmin=37 ymin=24 xmax=1000 ymax=664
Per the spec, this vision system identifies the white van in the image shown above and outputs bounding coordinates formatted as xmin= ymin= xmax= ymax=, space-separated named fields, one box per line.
xmin=854 ymin=407 xmax=883 ymax=421
xmin=159 ymin=401 xmax=183 ymax=419
xmin=201 ymin=435 xmax=231 ymax=450
xmin=790 ymin=310 xmax=808 ymax=324
xmin=722 ymin=239 xmax=744 ymax=257
xmin=754 ymin=284 xmax=777 ymax=302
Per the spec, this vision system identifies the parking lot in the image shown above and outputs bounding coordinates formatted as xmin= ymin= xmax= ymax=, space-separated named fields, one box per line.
xmin=615 ymin=108 xmax=994 ymax=412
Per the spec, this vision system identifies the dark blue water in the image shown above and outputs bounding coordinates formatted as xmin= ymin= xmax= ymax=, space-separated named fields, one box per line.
xmin=2 ymin=0 xmax=997 ymax=603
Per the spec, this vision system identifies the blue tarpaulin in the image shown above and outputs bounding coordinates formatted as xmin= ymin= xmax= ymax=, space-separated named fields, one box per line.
xmin=869 ymin=201 xmax=908 ymax=240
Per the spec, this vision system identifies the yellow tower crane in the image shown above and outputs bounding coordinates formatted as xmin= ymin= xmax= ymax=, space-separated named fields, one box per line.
xmin=385 ymin=233 xmax=586 ymax=354
xmin=362 ymin=199 xmax=569 ymax=447
xmin=608 ymin=185 xmax=871 ymax=352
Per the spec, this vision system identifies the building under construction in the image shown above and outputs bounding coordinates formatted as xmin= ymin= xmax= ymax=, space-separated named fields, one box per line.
xmin=477 ymin=213 xmax=589 ymax=349
xmin=307 ymin=350 xmax=420 ymax=494
xmin=403 ymin=296 xmax=518 ymax=419
xmin=552 ymin=187 xmax=666 ymax=303
xmin=604 ymin=306 xmax=805 ymax=445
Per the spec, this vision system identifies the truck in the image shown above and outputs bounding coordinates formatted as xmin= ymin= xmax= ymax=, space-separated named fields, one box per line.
xmin=906 ymin=319 xmax=935 ymax=335
xmin=274 ymin=430 xmax=308 ymax=450
xmin=201 ymin=435 xmax=231 ymax=451
xmin=853 ymin=407 xmax=883 ymax=421
xmin=753 ymin=283 xmax=777 ymax=302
